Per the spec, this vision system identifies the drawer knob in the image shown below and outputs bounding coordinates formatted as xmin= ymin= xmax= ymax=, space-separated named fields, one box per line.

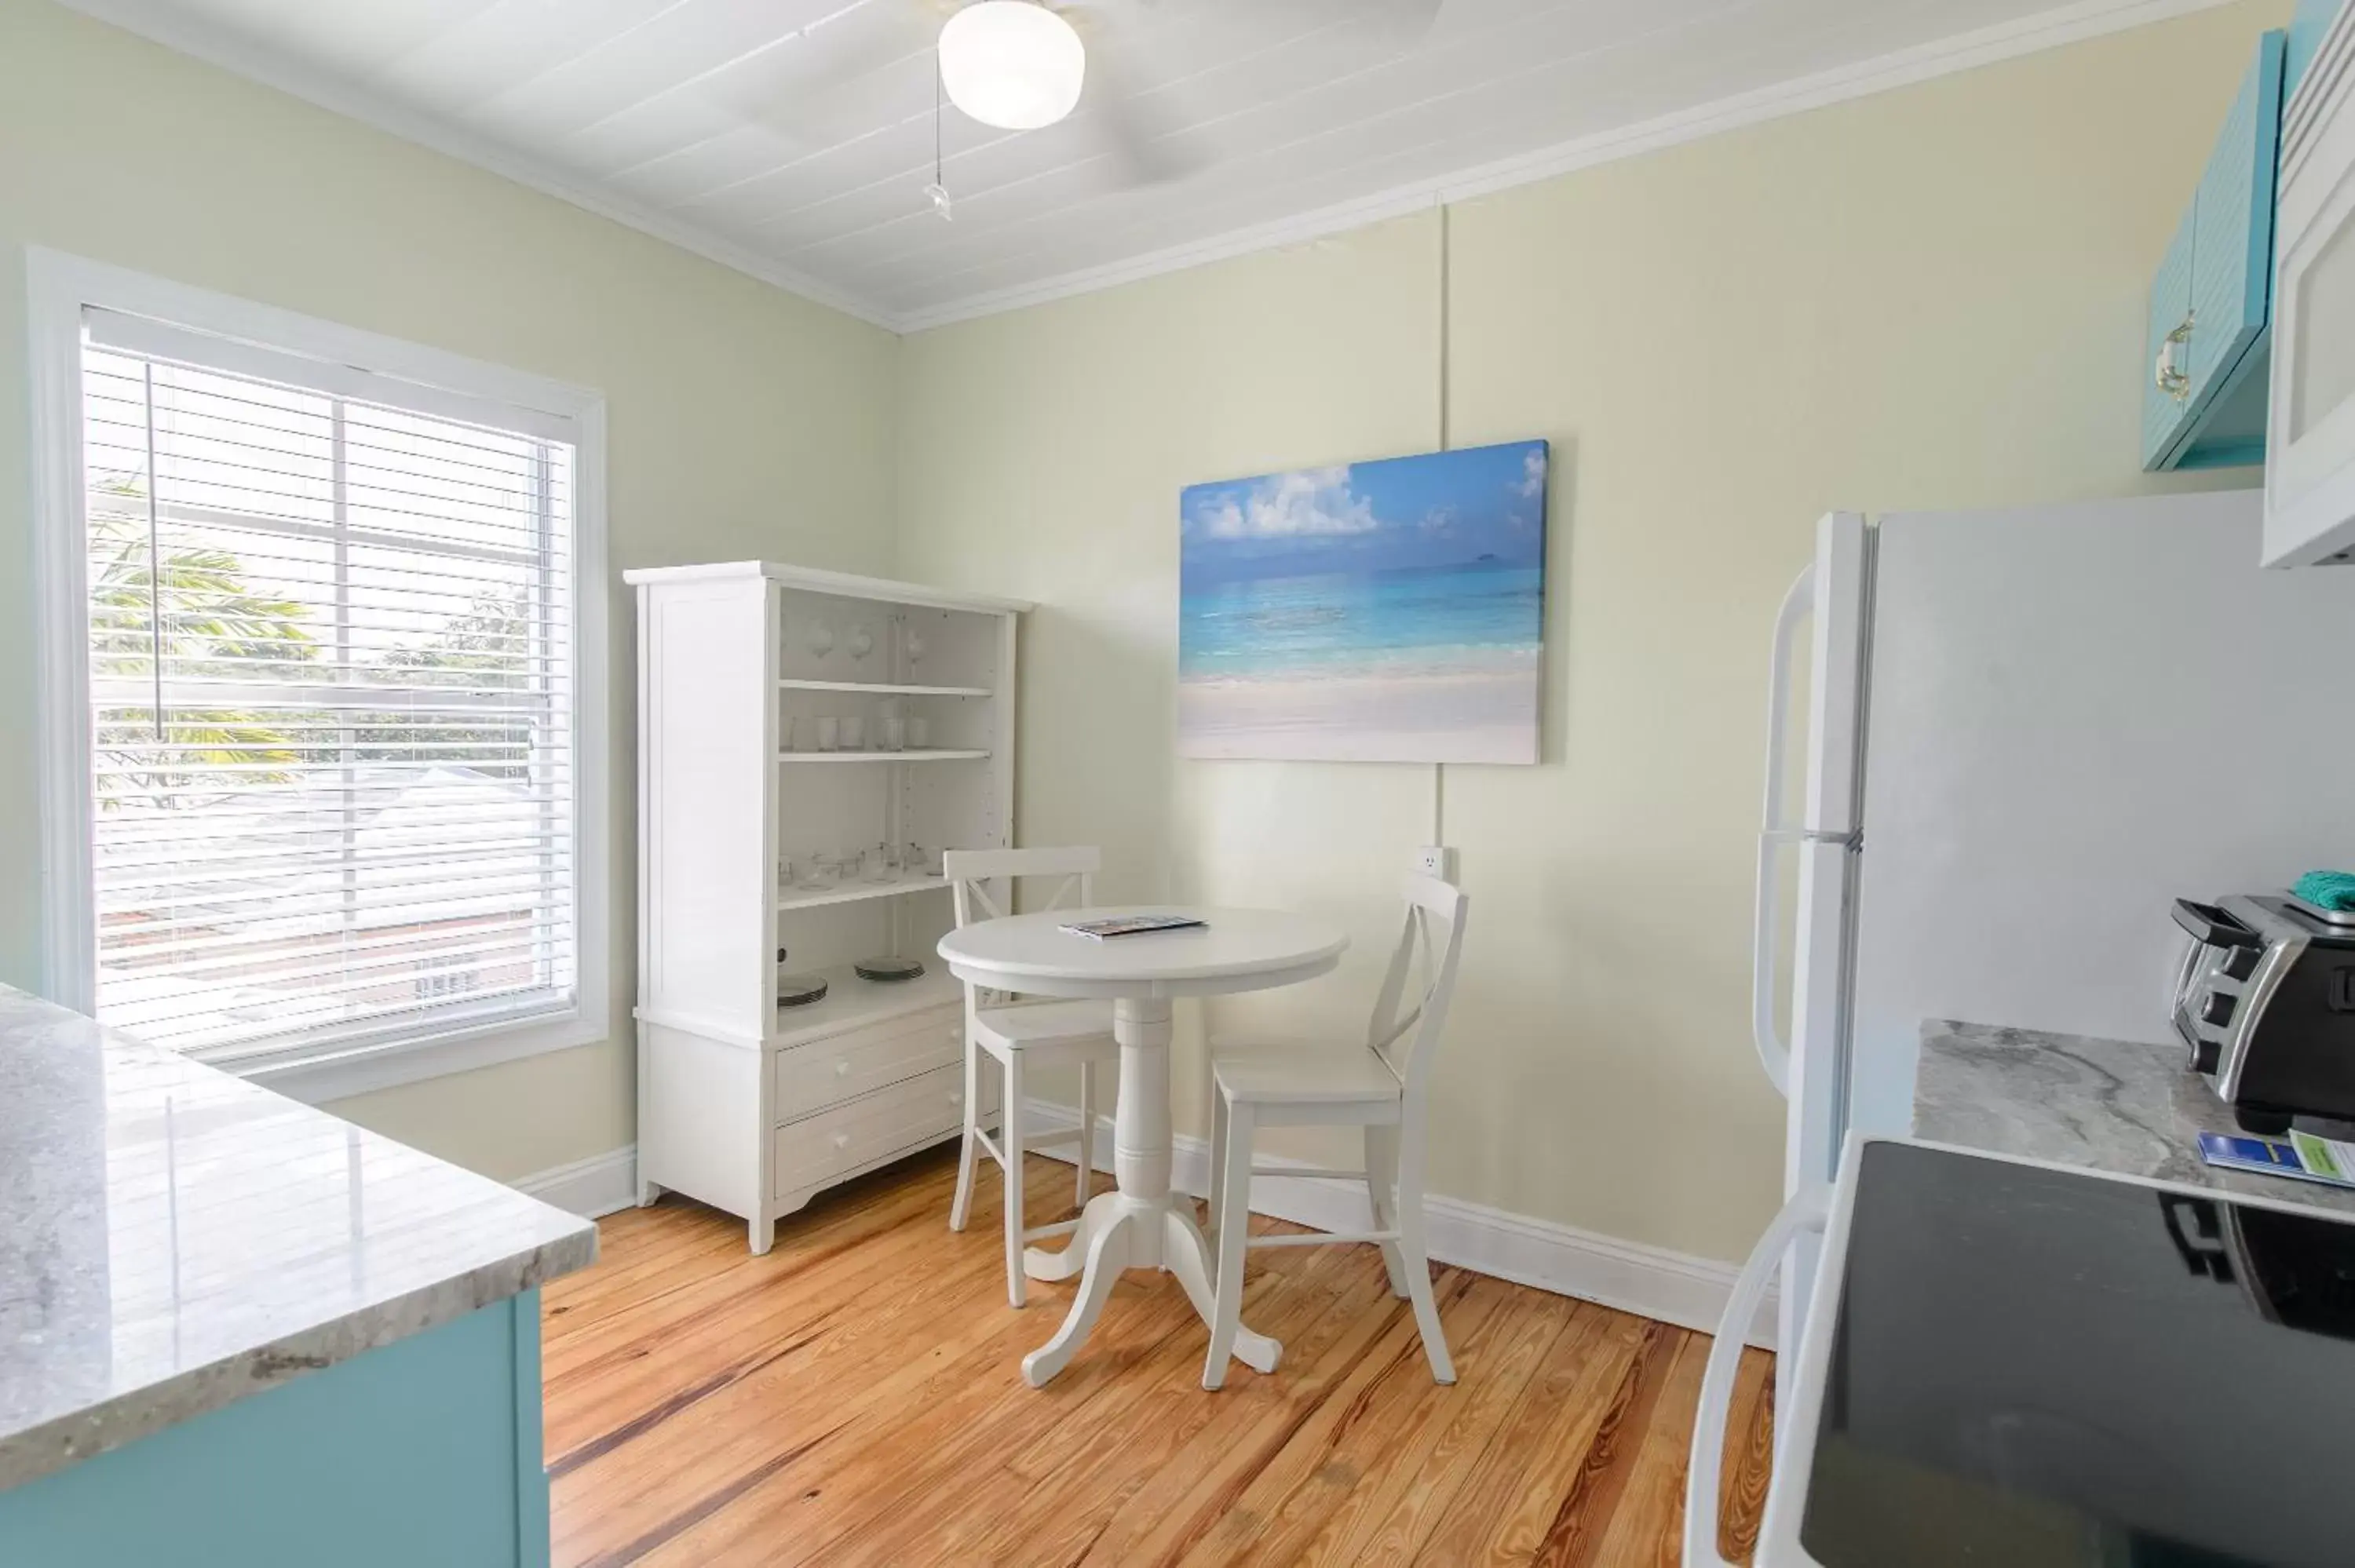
xmin=832 ymin=1132 xmax=850 ymax=1150
xmin=834 ymin=1059 xmax=849 ymax=1076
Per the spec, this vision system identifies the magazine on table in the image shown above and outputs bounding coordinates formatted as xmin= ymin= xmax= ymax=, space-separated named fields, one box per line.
xmin=1057 ymin=914 xmax=1207 ymax=940
xmin=2196 ymin=1129 xmax=2355 ymax=1190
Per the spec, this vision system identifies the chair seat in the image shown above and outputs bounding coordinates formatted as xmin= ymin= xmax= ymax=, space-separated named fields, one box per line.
xmin=1212 ymin=1046 xmax=1402 ymax=1106
xmin=973 ymin=998 xmax=1117 ymax=1057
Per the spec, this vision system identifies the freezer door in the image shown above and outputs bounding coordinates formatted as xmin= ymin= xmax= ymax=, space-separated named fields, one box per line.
xmin=1801 ymin=513 xmax=1870 ymax=838
xmin=1846 ymin=489 xmax=2355 ymax=1141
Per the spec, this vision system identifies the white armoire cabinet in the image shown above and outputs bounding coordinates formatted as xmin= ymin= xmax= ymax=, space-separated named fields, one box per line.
xmin=624 ymin=561 xmax=1029 ymax=1251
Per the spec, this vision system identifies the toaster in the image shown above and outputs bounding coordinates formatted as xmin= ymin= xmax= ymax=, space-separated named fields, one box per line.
xmin=2171 ymin=894 xmax=2355 ymax=1133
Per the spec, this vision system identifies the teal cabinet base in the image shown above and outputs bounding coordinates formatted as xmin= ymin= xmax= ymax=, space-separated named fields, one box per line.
xmin=0 ymin=1293 xmax=550 ymax=1568
xmin=2171 ymin=337 xmax=2273 ymax=469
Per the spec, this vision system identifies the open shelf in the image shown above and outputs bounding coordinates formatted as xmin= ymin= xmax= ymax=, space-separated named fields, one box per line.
xmin=776 ymin=749 xmax=989 ymax=764
xmin=777 ymin=679 xmax=991 ymax=698
xmin=771 ymin=961 xmax=963 ymax=1049
xmin=776 ymin=873 xmax=951 ymax=912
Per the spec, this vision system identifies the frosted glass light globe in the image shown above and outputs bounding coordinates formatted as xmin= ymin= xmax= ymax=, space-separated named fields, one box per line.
xmin=938 ymin=2 xmax=1086 ymax=131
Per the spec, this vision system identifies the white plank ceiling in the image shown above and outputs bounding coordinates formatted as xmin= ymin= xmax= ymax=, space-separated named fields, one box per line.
xmin=64 ymin=0 xmax=2206 ymax=327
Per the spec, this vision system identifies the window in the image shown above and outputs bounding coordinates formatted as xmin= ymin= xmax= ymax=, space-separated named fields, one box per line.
xmin=31 ymin=255 xmax=606 ymax=1088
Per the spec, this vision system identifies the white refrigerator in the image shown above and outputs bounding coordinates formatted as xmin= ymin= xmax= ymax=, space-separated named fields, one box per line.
xmin=1747 ymin=488 xmax=2355 ymax=1362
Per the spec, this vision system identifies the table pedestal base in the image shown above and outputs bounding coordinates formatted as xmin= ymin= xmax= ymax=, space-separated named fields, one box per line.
xmin=1017 ymin=997 xmax=1280 ymax=1388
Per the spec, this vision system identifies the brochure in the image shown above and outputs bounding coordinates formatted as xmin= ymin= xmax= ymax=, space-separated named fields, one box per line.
xmin=1057 ymin=914 xmax=1207 ymax=940
xmin=2196 ymin=1129 xmax=2355 ymax=1191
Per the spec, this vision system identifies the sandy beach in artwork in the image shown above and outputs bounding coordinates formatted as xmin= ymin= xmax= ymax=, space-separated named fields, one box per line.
xmin=1178 ymin=647 xmax=1539 ymax=764
xmin=1178 ymin=441 xmax=1547 ymax=764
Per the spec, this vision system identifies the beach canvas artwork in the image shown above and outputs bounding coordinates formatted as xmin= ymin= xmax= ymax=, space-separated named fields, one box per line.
xmin=1178 ymin=439 xmax=1547 ymax=764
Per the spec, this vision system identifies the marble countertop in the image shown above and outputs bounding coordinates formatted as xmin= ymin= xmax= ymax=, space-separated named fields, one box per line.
xmin=0 ymin=986 xmax=597 ymax=1490
xmin=1915 ymin=1019 xmax=2355 ymax=1215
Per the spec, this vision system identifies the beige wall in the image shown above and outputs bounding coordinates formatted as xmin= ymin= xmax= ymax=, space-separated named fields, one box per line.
xmin=0 ymin=1 xmax=899 ymax=1180
xmin=0 ymin=0 xmax=2292 ymax=1252
xmin=896 ymin=3 xmax=2281 ymax=1263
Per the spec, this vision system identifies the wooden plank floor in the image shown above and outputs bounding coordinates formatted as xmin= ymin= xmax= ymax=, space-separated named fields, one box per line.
xmin=542 ymin=1144 xmax=1776 ymax=1567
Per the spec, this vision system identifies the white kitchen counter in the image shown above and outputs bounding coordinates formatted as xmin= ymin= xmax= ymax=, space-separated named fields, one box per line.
xmin=0 ymin=984 xmax=595 ymax=1492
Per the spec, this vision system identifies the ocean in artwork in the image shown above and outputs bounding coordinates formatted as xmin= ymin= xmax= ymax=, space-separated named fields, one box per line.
xmin=1178 ymin=440 xmax=1546 ymax=764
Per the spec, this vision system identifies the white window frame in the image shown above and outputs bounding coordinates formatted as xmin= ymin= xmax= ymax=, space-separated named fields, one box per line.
xmin=27 ymin=249 xmax=610 ymax=1103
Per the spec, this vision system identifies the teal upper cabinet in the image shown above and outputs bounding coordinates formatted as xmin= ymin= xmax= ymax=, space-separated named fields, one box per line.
xmin=2144 ymin=30 xmax=2287 ymax=471
xmin=2143 ymin=208 xmax=2197 ymax=465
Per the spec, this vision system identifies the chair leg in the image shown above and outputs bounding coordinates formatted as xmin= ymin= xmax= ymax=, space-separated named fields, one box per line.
xmin=1364 ymin=1124 xmax=1411 ymax=1299
xmin=1203 ymin=1102 xmax=1254 ymax=1390
xmin=1396 ymin=1134 xmax=1454 ymax=1384
xmin=950 ymin=1041 xmax=981 ymax=1233
xmin=1075 ymin=1061 xmax=1095 ymax=1208
xmin=1204 ymin=1083 xmax=1229 ymax=1253
xmin=1001 ymin=1052 xmax=1028 ymax=1307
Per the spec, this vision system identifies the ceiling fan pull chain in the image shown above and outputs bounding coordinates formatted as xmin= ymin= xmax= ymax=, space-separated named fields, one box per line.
xmin=926 ymin=52 xmax=954 ymax=221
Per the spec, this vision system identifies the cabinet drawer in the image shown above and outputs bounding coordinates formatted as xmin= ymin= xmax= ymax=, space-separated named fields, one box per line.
xmin=773 ymin=1004 xmax=962 ymax=1122
xmin=772 ymin=1063 xmax=991 ymax=1199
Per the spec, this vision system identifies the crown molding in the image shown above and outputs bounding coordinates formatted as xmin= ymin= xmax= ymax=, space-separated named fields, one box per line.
xmin=51 ymin=0 xmax=899 ymax=331
xmin=57 ymin=0 xmax=2231 ymax=337
xmin=896 ymin=0 xmax=2232 ymax=330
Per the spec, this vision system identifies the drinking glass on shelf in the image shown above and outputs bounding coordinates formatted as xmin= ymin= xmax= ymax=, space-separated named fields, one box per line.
xmin=881 ymin=842 xmax=904 ymax=881
xmin=905 ymin=716 xmax=930 ymax=750
xmin=906 ymin=842 xmax=934 ymax=880
xmin=801 ymin=853 xmax=839 ymax=889
xmin=840 ymin=715 xmax=866 ymax=751
xmin=781 ymin=716 xmax=803 ymax=753
xmin=878 ymin=715 xmax=905 ymax=752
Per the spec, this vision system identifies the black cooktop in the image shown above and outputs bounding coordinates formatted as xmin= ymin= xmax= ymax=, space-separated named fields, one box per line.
xmin=1802 ymin=1143 xmax=2355 ymax=1568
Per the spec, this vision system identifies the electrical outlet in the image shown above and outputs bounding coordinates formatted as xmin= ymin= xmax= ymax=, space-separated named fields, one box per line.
xmin=1414 ymin=845 xmax=1455 ymax=880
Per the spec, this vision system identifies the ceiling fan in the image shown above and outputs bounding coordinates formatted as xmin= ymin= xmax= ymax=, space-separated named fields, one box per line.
xmin=739 ymin=0 xmax=1446 ymax=215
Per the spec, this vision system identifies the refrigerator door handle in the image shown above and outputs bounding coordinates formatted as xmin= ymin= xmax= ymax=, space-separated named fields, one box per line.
xmin=1684 ymin=1183 xmax=1832 ymax=1568
xmin=1752 ymin=563 xmax=1816 ymax=1096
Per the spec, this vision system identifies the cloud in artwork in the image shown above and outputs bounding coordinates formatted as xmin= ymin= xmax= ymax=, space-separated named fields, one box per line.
xmin=1517 ymin=447 xmax=1545 ymax=498
xmin=1202 ymin=466 xmax=1378 ymax=539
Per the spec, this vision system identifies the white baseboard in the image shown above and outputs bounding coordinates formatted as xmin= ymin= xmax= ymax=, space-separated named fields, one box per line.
xmin=1021 ymin=1099 xmax=1776 ymax=1351
xmin=513 ymin=1144 xmax=639 ymax=1220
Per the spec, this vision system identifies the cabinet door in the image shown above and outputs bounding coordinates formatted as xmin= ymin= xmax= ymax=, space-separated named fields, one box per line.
xmin=2187 ymin=31 xmax=2289 ymax=410
xmin=2142 ymin=205 xmax=2197 ymax=468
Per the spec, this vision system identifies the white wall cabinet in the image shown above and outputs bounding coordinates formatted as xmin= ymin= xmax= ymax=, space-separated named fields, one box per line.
xmin=625 ymin=561 xmax=1030 ymax=1251
xmin=2268 ymin=1 xmax=2355 ymax=566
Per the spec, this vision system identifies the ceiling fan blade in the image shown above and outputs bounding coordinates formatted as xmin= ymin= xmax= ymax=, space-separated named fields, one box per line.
xmin=1374 ymin=0 xmax=1444 ymax=49
xmin=1062 ymin=2 xmax=1209 ymax=185
xmin=705 ymin=0 xmax=946 ymax=146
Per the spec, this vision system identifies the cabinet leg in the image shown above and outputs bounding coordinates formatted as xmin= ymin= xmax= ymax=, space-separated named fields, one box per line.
xmin=749 ymin=1213 xmax=777 ymax=1255
xmin=636 ymin=1178 xmax=663 ymax=1209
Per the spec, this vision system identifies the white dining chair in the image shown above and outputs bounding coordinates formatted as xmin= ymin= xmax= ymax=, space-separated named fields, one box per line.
xmin=1200 ymin=873 xmax=1468 ymax=1390
xmin=944 ymin=846 xmax=1121 ymax=1308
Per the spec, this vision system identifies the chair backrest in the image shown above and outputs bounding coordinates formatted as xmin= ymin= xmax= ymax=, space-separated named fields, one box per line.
xmin=1365 ymin=873 xmax=1468 ymax=1117
xmin=943 ymin=845 xmax=1099 ymax=929
xmin=944 ymin=847 xmax=1101 ymax=1015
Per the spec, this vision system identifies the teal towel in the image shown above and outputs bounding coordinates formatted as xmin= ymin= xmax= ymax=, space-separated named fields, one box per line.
xmin=2295 ymin=870 xmax=2355 ymax=912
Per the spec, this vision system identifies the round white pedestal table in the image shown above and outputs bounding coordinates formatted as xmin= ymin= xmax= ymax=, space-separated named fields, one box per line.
xmin=936 ymin=906 xmax=1347 ymax=1387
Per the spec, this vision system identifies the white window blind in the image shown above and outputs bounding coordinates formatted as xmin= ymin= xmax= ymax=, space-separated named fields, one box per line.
xmin=79 ymin=308 xmax=579 ymax=1063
